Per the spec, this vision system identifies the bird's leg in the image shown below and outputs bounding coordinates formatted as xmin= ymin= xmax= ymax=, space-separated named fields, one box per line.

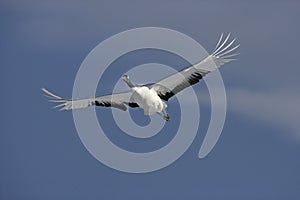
xmin=163 ymin=114 xmax=170 ymax=121
xmin=163 ymin=110 xmax=170 ymax=121
xmin=157 ymin=110 xmax=170 ymax=121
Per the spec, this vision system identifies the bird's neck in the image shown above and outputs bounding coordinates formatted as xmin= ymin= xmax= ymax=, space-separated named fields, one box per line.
xmin=125 ymin=79 xmax=135 ymax=88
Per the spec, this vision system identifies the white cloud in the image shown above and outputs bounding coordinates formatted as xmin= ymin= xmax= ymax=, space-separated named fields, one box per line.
xmin=185 ymin=86 xmax=300 ymax=138
xmin=226 ymin=88 xmax=300 ymax=138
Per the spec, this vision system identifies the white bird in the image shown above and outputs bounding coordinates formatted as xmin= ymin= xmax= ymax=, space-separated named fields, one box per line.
xmin=42 ymin=33 xmax=239 ymax=121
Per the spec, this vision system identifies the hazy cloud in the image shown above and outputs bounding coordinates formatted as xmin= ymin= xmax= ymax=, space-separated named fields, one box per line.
xmin=227 ymin=88 xmax=300 ymax=138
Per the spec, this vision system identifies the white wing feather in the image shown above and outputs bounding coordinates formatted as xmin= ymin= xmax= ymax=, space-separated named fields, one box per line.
xmin=151 ymin=33 xmax=239 ymax=101
xmin=41 ymin=88 xmax=133 ymax=111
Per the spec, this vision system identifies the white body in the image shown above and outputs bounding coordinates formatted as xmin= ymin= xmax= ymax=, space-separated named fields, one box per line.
xmin=131 ymin=86 xmax=167 ymax=115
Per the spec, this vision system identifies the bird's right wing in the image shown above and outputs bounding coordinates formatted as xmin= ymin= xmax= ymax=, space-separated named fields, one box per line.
xmin=41 ymin=88 xmax=138 ymax=111
xmin=150 ymin=33 xmax=239 ymax=101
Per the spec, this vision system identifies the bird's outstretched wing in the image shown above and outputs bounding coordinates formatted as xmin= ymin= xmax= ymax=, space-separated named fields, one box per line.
xmin=41 ymin=88 xmax=138 ymax=111
xmin=150 ymin=33 xmax=239 ymax=101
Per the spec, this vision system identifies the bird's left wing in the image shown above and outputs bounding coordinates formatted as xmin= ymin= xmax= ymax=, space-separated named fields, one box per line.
xmin=42 ymin=88 xmax=138 ymax=111
xmin=150 ymin=33 xmax=239 ymax=101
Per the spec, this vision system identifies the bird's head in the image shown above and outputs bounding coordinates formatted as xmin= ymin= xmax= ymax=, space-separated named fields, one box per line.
xmin=122 ymin=74 xmax=130 ymax=82
xmin=122 ymin=74 xmax=135 ymax=88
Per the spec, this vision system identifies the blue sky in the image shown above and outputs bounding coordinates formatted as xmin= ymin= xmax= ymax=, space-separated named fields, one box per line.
xmin=1 ymin=0 xmax=300 ymax=199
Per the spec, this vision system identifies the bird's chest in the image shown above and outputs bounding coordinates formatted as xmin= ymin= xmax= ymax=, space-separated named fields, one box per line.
xmin=132 ymin=87 xmax=162 ymax=110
